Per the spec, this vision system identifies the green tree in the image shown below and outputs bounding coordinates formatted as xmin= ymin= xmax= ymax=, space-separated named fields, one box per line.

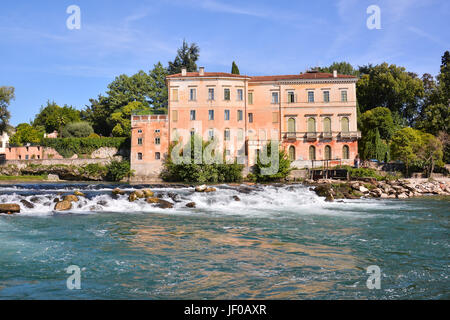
xmin=357 ymin=63 xmax=424 ymax=124
xmin=254 ymin=142 xmax=292 ymax=182
xmin=167 ymin=40 xmax=200 ymax=75
xmin=390 ymin=127 xmax=422 ymax=176
xmin=416 ymin=132 xmax=444 ymax=177
xmin=0 ymin=86 xmax=14 ymax=133
xmin=33 ymin=101 xmax=81 ymax=134
xmin=110 ymin=101 xmax=150 ymax=137
xmin=319 ymin=62 xmax=359 ymax=76
xmin=231 ymin=61 xmax=240 ymax=75
xmin=9 ymin=123 xmax=44 ymax=146
xmin=148 ymin=62 xmax=169 ymax=114
xmin=61 ymin=121 xmax=94 ymax=138
xmin=415 ymin=52 xmax=450 ymax=136
xmin=358 ymin=107 xmax=394 ymax=161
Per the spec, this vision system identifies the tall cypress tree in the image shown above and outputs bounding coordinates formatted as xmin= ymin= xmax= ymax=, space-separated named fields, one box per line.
xmin=231 ymin=61 xmax=240 ymax=75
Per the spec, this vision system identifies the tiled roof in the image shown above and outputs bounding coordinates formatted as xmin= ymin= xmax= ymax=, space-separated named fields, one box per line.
xmin=166 ymin=71 xmax=357 ymax=81
xmin=249 ymin=73 xmax=357 ymax=82
xmin=166 ymin=72 xmax=251 ymax=79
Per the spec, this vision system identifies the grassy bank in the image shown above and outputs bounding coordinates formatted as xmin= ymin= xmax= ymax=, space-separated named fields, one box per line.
xmin=0 ymin=175 xmax=48 ymax=181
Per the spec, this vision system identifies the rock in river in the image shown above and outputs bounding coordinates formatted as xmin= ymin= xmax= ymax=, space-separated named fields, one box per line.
xmin=54 ymin=200 xmax=72 ymax=211
xmin=0 ymin=204 xmax=21 ymax=214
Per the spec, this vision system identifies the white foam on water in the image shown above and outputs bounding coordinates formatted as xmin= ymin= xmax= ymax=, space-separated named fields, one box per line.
xmin=0 ymin=184 xmax=410 ymax=219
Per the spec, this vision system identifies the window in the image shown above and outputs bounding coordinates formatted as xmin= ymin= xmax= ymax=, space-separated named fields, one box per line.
xmin=224 ymin=110 xmax=230 ymax=121
xmin=155 ymin=137 xmax=160 ymax=145
xmin=288 ymin=118 xmax=296 ymax=134
xmin=155 ymin=152 xmax=161 ymax=160
xmin=342 ymin=145 xmax=350 ymax=159
xmin=155 ymin=129 xmax=160 ymax=133
xmin=237 ymin=110 xmax=243 ymax=121
xmin=224 ymin=129 xmax=230 ymax=141
xmin=137 ymin=153 xmax=143 ymax=160
xmin=19 ymin=155 xmax=22 ymax=160
xmin=138 ymin=129 xmax=143 ymax=134
xmin=307 ymin=117 xmax=316 ymax=132
xmin=172 ymin=88 xmax=178 ymax=101
xmin=309 ymin=146 xmax=316 ymax=160
xmin=37 ymin=155 xmax=40 ymax=159
xmin=288 ymin=92 xmax=295 ymax=103
xmin=209 ymin=110 xmax=214 ymax=120
xmin=237 ymin=129 xmax=244 ymax=142
xmin=289 ymin=146 xmax=296 ymax=161
xmin=172 ymin=110 xmax=178 ymax=122
xmin=341 ymin=90 xmax=348 ymax=102
xmin=208 ymin=129 xmax=214 ymax=140
xmin=341 ymin=117 xmax=349 ymax=132
xmin=323 ymin=117 xmax=331 ymax=133
xmin=138 ymin=138 xmax=143 ymax=145
xmin=25 ymin=155 xmax=29 ymax=160
xmin=190 ymin=110 xmax=196 ymax=121
xmin=272 ymin=112 xmax=279 ymax=123
xmin=308 ymin=91 xmax=315 ymax=103
xmin=323 ymin=91 xmax=330 ymax=103
xmin=248 ymin=113 xmax=253 ymax=123
xmin=248 ymin=92 xmax=254 ymax=104
xmin=224 ymin=88 xmax=230 ymax=101
xmin=325 ymin=145 xmax=332 ymax=160
xmin=189 ymin=88 xmax=196 ymax=101
xmin=271 ymin=92 xmax=279 ymax=104
xmin=208 ymin=88 xmax=215 ymax=100
xmin=190 ymin=129 xmax=195 ymax=137
xmin=237 ymin=89 xmax=243 ymax=101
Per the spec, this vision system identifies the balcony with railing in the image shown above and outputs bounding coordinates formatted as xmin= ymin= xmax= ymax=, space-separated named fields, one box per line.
xmin=339 ymin=131 xmax=361 ymax=139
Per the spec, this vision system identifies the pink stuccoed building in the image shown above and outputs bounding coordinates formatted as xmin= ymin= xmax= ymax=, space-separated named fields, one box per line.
xmin=131 ymin=67 xmax=361 ymax=180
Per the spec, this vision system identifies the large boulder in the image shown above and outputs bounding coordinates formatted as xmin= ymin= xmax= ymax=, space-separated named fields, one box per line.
xmin=20 ymin=199 xmax=35 ymax=209
xmin=54 ymin=200 xmax=72 ymax=211
xmin=112 ymin=188 xmax=125 ymax=195
xmin=205 ymin=187 xmax=217 ymax=193
xmin=64 ymin=195 xmax=79 ymax=202
xmin=142 ymin=189 xmax=154 ymax=198
xmin=145 ymin=197 xmax=174 ymax=209
xmin=186 ymin=202 xmax=196 ymax=208
xmin=195 ymin=185 xmax=207 ymax=192
xmin=0 ymin=204 xmax=21 ymax=214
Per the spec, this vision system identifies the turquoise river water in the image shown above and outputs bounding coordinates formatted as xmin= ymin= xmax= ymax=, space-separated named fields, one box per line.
xmin=0 ymin=183 xmax=448 ymax=299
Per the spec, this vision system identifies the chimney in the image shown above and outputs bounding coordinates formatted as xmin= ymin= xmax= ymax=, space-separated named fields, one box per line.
xmin=181 ymin=67 xmax=187 ymax=76
xmin=199 ymin=67 xmax=205 ymax=76
xmin=333 ymin=70 xmax=337 ymax=78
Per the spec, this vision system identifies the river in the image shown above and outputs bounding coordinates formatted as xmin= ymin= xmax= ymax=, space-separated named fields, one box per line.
xmin=0 ymin=183 xmax=448 ymax=299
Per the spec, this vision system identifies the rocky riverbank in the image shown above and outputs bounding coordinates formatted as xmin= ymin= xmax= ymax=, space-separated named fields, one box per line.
xmin=307 ymin=178 xmax=450 ymax=201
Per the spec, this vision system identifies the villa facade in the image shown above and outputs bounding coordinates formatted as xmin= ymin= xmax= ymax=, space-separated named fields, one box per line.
xmin=131 ymin=67 xmax=360 ymax=179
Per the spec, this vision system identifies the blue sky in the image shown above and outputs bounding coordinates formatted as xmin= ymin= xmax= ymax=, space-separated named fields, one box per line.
xmin=1 ymin=0 xmax=449 ymax=125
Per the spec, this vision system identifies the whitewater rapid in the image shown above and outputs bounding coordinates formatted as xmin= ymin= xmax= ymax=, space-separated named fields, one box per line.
xmin=0 ymin=183 xmax=407 ymax=218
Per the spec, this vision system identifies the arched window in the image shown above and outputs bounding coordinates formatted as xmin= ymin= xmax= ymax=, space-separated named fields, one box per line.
xmin=289 ymin=146 xmax=296 ymax=161
xmin=341 ymin=117 xmax=349 ymax=132
xmin=323 ymin=117 xmax=331 ymax=133
xmin=137 ymin=153 xmax=143 ymax=160
xmin=309 ymin=146 xmax=316 ymax=160
xmin=342 ymin=145 xmax=350 ymax=159
xmin=324 ymin=145 xmax=332 ymax=160
xmin=308 ymin=117 xmax=316 ymax=132
xmin=288 ymin=118 xmax=296 ymax=133
xmin=224 ymin=128 xmax=230 ymax=141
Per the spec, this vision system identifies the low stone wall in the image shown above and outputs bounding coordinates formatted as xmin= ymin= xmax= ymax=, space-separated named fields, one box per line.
xmin=1 ymin=157 xmax=122 ymax=169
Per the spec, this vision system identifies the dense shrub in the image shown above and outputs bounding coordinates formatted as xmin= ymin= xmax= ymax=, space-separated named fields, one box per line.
xmin=106 ymin=160 xmax=134 ymax=182
xmin=61 ymin=122 xmax=94 ymax=138
xmin=41 ymin=137 xmax=128 ymax=158
xmin=161 ymin=135 xmax=244 ymax=183
xmin=254 ymin=142 xmax=292 ymax=182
